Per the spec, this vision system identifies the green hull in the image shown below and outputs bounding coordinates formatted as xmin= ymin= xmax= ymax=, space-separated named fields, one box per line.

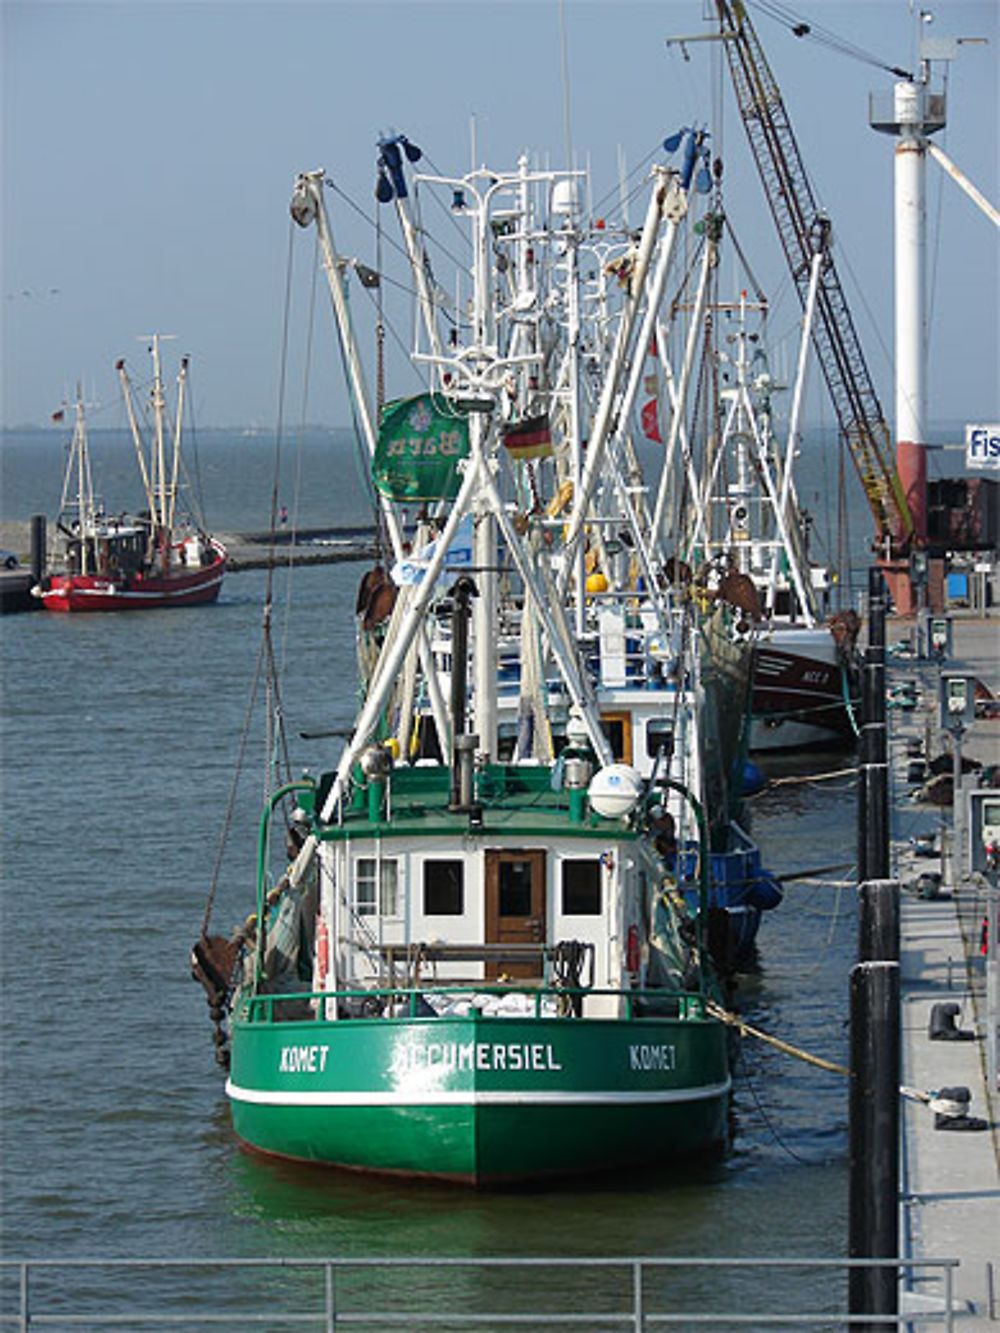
xmin=227 ymin=1009 xmax=730 ymax=1184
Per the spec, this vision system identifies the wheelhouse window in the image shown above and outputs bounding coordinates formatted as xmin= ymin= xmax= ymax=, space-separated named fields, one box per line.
xmin=645 ymin=722 xmax=674 ymax=762
xmin=423 ymin=860 xmax=464 ymax=915
xmin=355 ymin=858 xmax=399 ymax=916
xmin=600 ymin=716 xmax=626 ymax=762
xmin=561 ymin=860 xmax=602 ymax=915
xmin=498 ymin=859 xmax=533 ymax=916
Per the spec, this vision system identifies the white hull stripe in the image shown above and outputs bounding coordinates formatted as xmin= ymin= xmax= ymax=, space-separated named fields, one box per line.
xmin=46 ymin=575 xmax=224 ymax=602
xmin=225 ymin=1078 xmax=732 ymax=1108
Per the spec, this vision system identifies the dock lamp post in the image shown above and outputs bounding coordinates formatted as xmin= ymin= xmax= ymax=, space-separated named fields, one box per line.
xmin=939 ymin=674 xmax=976 ymax=886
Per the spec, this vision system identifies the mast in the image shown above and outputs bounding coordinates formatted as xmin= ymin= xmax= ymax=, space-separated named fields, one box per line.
xmin=150 ymin=334 xmax=169 ymax=572
xmin=561 ymin=167 xmax=672 ymax=574
xmin=652 ymin=222 xmax=718 ymax=554
xmin=290 ymin=169 xmax=452 ymax=755
xmin=117 ymin=359 xmax=156 ymax=521
xmin=167 ymin=355 xmax=188 ymax=537
xmin=59 ymin=388 xmax=97 ymax=576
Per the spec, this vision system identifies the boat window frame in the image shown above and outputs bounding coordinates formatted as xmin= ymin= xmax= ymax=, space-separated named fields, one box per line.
xmin=354 ymin=856 xmax=400 ymax=918
xmin=645 ymin=719 xmax=675 ymax=762
xmin=560 ymin=857 xmax=603 ymax=916
xmin=422 ymin=858 xmax=465 ymax=916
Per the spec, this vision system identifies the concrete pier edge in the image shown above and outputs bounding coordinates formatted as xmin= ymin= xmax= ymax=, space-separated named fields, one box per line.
xmin=888 ymin=610 xmax=1000 ymax=1327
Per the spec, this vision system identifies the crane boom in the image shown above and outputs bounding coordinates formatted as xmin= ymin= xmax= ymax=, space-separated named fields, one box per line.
xmin=713 ymin=0 xmax=914 ymax=549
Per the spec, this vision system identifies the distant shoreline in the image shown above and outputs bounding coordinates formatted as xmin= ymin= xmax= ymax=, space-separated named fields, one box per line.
xmin=0 ymin=423 xmax=352 ymax=439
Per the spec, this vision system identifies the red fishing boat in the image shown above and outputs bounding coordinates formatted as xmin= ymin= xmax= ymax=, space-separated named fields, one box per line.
xmin=38 ymin=337 xmax=226 ymax=614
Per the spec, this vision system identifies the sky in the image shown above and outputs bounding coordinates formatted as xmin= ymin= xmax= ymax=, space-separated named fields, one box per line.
xmin=2 ymin=0 xmax=997 ymax=435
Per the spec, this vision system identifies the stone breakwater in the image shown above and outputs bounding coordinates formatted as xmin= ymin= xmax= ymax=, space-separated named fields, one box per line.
xmin=0 ymin=520 xmax=377 ymax=571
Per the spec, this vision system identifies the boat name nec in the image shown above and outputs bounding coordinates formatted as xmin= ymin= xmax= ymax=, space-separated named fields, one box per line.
xmin=279 ymin=1044 xmax=330 ymax=1073
xmin=391 ymin=1041 xmax=563 ymax=1074
xmin=629 ymin=1044 xmax=677 ymax=1071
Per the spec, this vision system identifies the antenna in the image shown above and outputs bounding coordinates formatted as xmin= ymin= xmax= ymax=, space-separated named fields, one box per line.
xmin=558 ymin=0 xmax=574 ymax=175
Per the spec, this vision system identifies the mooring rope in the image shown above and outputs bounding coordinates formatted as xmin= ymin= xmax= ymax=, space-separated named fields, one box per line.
xmin=706 ymin=1000 xmax=849 ymax=1075
xmin=766 ymin=765 xmax=859 ymax=787
xmin=708 ymin=1003 xmax=973 ymax=1122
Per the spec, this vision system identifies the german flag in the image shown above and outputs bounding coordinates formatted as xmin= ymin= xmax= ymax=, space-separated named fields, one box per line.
xmin=502 ymin=414 xmax=552 ymax=461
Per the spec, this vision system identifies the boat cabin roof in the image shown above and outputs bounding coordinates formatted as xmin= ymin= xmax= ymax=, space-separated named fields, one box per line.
xmin=313 ymin=760 xmax=637 ymax=845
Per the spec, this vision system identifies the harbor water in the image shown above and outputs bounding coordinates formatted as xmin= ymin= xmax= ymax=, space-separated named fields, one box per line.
xmin=2 ymin=427 xmax=866 ymax=1315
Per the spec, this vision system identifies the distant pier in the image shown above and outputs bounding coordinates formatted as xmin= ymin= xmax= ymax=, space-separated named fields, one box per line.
xmin=0 ymin=519 xmax=378 ymax=607
xmin=215 ymin=526 xmax=377 ymax=570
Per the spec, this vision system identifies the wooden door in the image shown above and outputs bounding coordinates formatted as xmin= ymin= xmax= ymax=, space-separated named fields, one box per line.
xmin=484 ymin=849 xmax=546 ymax=980
xmin=600 ymin=710 xmax=633 ymax=764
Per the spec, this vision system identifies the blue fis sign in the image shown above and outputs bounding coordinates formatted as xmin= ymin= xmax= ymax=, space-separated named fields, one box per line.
xmin=966 ymin=423 xmax=1000 ymax=470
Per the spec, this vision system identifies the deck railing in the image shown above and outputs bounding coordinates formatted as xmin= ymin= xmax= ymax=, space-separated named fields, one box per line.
xmin=0 ymin=1254 xmax=959 ymax=1331
xmin=241 ymin=981 xmax=704 ymax=1024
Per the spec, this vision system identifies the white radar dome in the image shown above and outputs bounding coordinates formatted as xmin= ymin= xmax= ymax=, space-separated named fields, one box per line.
xmin=588 ymin=764 xmax=644 ymax=819
xmin=551 ymin=179 xmax=579 ymax=216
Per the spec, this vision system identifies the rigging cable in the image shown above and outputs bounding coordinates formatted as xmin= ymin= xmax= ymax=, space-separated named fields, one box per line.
xmin=746 ymin=0 xmax=912 ymax=80
xmin=589 ymin=141 xmax=663 ymax=226
xmin=718 ymin=212 xmax=769 ymax=309
xmin=275 ymin=230 xmax=321 ymax=694
xmin=181 ymin=360 xmax=209 ymax=531
xmin=324 ymin=176 xmax=414 ymax=270
xmin=738 ymin=1052 xmax=821 ymax=1165
xmin=416 ymin=150 xmax=475 ymax=258
xmin=200 ymin=637 xmax=268 ymax=938
xmin=260 ymin=216 xmax=302 ymax=807
xmin=198 ymin=226 xmax=305 ymax=935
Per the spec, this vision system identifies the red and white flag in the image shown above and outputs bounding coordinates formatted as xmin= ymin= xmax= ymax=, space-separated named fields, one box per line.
xmin=640 ymin=399 xmax=662 ymax=444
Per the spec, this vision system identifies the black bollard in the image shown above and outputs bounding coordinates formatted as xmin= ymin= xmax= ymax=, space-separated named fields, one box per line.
xmin=848 ymin=960 xmax=900 ymax=1326
xmin=30 ymin=514 xmax=46 ymax=585
xmin=858 ymin=568 xmax=889 ymax=883
xmin=859 ymin=879 xmax=900 ymax=963
xmin=852 ymin=581 xmax=900 ymax=1330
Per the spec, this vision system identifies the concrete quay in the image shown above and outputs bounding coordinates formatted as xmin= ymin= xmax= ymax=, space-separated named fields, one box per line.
xmin=886 ymin=613 xmax=1000 ymax=1325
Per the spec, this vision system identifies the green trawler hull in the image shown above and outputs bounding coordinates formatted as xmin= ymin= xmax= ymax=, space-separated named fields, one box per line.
xmin=228 ymin=1006 xmax=730 ymax=1183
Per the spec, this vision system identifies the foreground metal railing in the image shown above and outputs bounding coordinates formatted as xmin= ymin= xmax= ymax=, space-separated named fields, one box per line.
xmin=0 ymin=1255 xmax=959 ymax=1330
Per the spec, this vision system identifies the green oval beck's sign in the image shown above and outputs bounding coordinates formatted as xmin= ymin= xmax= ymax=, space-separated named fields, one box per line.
xmin=374 ymin=394 xmax=471 ymax=501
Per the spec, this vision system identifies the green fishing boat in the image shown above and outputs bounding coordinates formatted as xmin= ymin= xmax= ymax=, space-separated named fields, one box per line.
xmin=222 ymin=751 xmax=730 ymax=1183
xmin=193 ymin=146 xmax=754 ymax=1184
